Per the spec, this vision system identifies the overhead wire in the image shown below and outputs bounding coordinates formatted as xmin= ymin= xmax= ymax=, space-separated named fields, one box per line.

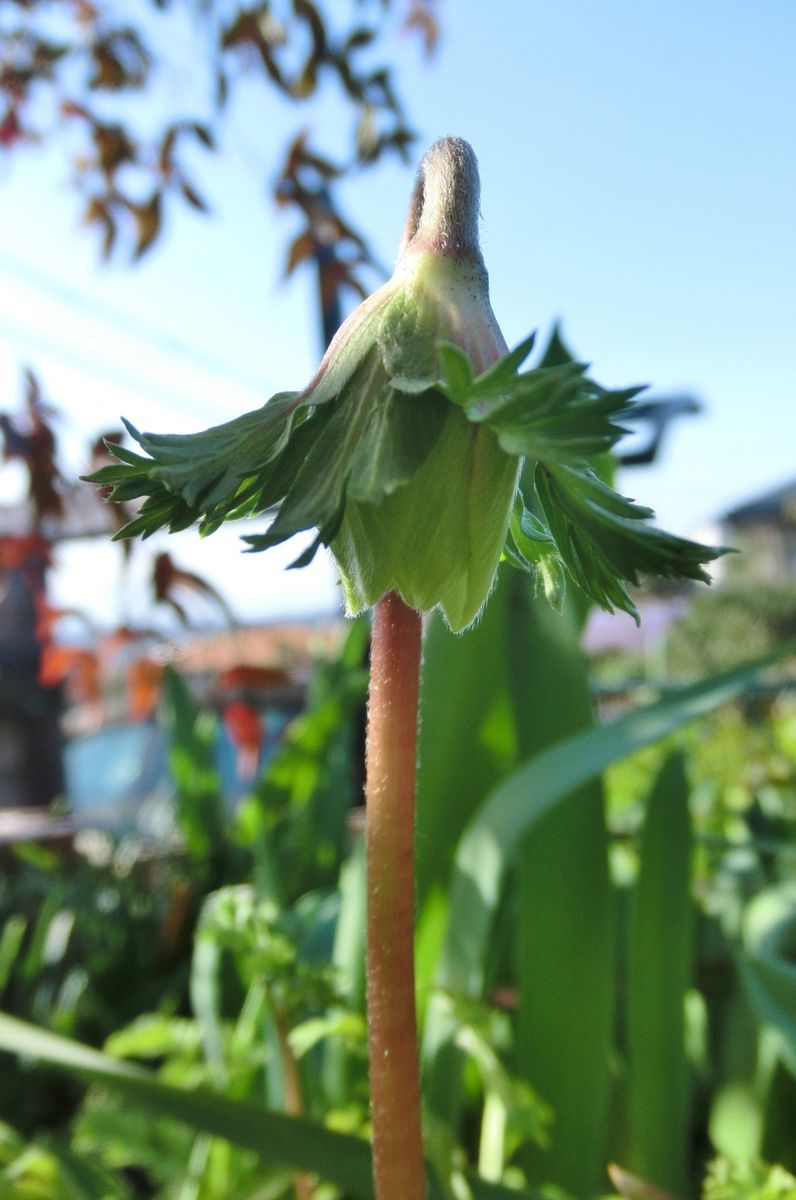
xmin=0 ymin=249 xmax=272 ymax=398
xmin=0 ymin=314 xmax=255 ymax=426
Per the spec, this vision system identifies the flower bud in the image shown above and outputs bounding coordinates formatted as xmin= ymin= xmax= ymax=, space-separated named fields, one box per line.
xmin=315 ymin=137 xmax=519 ymax=632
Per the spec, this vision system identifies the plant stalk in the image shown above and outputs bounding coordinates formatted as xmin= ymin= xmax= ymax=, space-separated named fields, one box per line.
xmin=365 ymin=591 xmax=426 ymax=1200
xmin=273 ymin=1008 xmax=314 ymax=1200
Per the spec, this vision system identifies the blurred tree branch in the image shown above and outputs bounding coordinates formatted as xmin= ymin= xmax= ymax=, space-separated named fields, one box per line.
xmin=0 ymin=0 xmax=440 ymax=298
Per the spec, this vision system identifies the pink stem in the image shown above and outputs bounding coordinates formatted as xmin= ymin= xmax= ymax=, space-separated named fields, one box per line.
xmin=365 ymin=591 xmax=426 ymax=1200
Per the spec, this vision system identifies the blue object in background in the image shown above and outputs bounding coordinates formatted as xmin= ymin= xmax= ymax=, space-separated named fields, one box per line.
xmin=64 ymin=706 xmax=292 ymax=840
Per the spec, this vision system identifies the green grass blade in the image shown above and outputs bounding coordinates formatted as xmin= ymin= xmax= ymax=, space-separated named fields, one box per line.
xmin=417 ymin=577 xmax=521 ymax=1127
xmin=191 ymin=904 xmax=229 ymax=1088
xmin=323 ymin=831 xmax=367 ymax=1106
xmin=507 ymin=579 xmax=615 ymax=1197
xmin=416 ymin=584 xmax=516 ymax=909
xmin=0 ymin=1012 xmax=373 ymax=1194
xmin=0 ymin=1013 xmax=533 ymax=1200
xmin=626 ymin=752 xmax=693 ymax=1194
xmin=161 ymin=665 xmax=227 ymax=873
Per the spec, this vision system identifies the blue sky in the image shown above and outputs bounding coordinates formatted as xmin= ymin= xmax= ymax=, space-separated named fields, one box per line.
xmin=1 ymin=0 xmax=794 ymax=629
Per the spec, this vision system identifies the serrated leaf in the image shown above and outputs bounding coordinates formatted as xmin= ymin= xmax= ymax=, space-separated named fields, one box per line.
xmin=445 ymin=334 xmax=637 ymax=463
xmin=84 ymin=393 xmax=305 ymax=540
xmin=467 ymin=332 xmax=536 ymax=395
xmin=101 ymin=439 xmax=152 ymax=468
xmin=537 ymin=323 xmax=576 ymax=369
xmin=534 ymin=461 xmax=727 ymax=620
xmin=84 ymin=316 xmax=724 ymax=625
xmin=477 ymin=370 xmax=634 ymax=460
xmin=245 ymin=346 xmax=445 ymax=554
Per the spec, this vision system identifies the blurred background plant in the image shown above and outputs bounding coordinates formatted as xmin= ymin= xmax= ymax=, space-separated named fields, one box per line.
xmin=3 ymin=580 xmax=796 ymax=1200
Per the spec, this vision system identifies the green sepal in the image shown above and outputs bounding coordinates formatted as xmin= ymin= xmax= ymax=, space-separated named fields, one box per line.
xmin=331 ymin=406 xmax=519 ymax=632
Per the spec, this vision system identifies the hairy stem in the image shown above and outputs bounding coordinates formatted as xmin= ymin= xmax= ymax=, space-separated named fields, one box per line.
xmin=365 ymin=592 xmax=425 ymax=1200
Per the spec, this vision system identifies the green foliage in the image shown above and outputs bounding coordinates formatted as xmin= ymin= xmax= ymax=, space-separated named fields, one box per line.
xmin=235 ymin=616 xmax=369 ymax=904
xmin=0 ymin=1118 xmax=133 ymax=1200
xmin=427 ymin=643 xmax=793 ymax=1010
xmin=0 ymin=834 xmax=193 ymax=1132
xmin=0 ymin=1014 xmax=536 ymax=1200
xmin=0 ymin=1012 xmax=378 ymax=1197
xmin=739 ymin=883 xmax=796 ymax=1080
xmin=3 ymin=603 xmax=796 ymax=1197
xmin=668 ymin=584 xmax=796 ymax=675
xmin=704 ymin=1158 xmax=796 ymax=1200
xmin=161 ymin=665 xmax=231 ymax=879
xmin=421 ymin=634 xmax=794 ymax=1193
xmin=428 ymin=989 xmax=553 ymax=1187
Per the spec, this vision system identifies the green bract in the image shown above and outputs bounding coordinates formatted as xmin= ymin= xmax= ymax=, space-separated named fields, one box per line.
xmin=87 ymin=137 xmax=727 ymax=630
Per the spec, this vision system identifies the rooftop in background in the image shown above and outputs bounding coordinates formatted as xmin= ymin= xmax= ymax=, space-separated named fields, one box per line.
xmin=723 ymin=479 xmax=796 ymax=527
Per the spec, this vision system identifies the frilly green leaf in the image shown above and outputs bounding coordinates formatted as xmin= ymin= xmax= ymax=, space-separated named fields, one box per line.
xmin=443 ymin=328 xmax=639 ymax=462
xmin=84 ymin=323 xmax=728 ymax=628
xmin=534 ymin=461 xmax=730 ymax=622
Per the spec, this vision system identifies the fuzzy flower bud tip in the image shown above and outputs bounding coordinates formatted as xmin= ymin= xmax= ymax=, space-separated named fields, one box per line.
xmin=401 ymin=136 xmax=482 ymax=256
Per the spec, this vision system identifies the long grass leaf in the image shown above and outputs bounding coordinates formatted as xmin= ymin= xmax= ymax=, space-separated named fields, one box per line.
xmin=626 ymin=753 xmax=693 ymax=1193
xmin=508 ymin=580 xmax=615 ymax=1196
xmin=416 ymin=586 xmax=516 ymax=908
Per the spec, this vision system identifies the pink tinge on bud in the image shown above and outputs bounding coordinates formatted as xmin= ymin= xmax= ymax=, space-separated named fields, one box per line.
xmin=399 ymin=137 xmax=507 ymax=373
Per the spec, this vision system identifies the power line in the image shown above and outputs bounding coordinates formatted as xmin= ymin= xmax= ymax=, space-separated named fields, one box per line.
xmin=0 ymin=250 xmax=273 ymax=396
xmin=0 ymin=314 xmax=254 ymax=426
